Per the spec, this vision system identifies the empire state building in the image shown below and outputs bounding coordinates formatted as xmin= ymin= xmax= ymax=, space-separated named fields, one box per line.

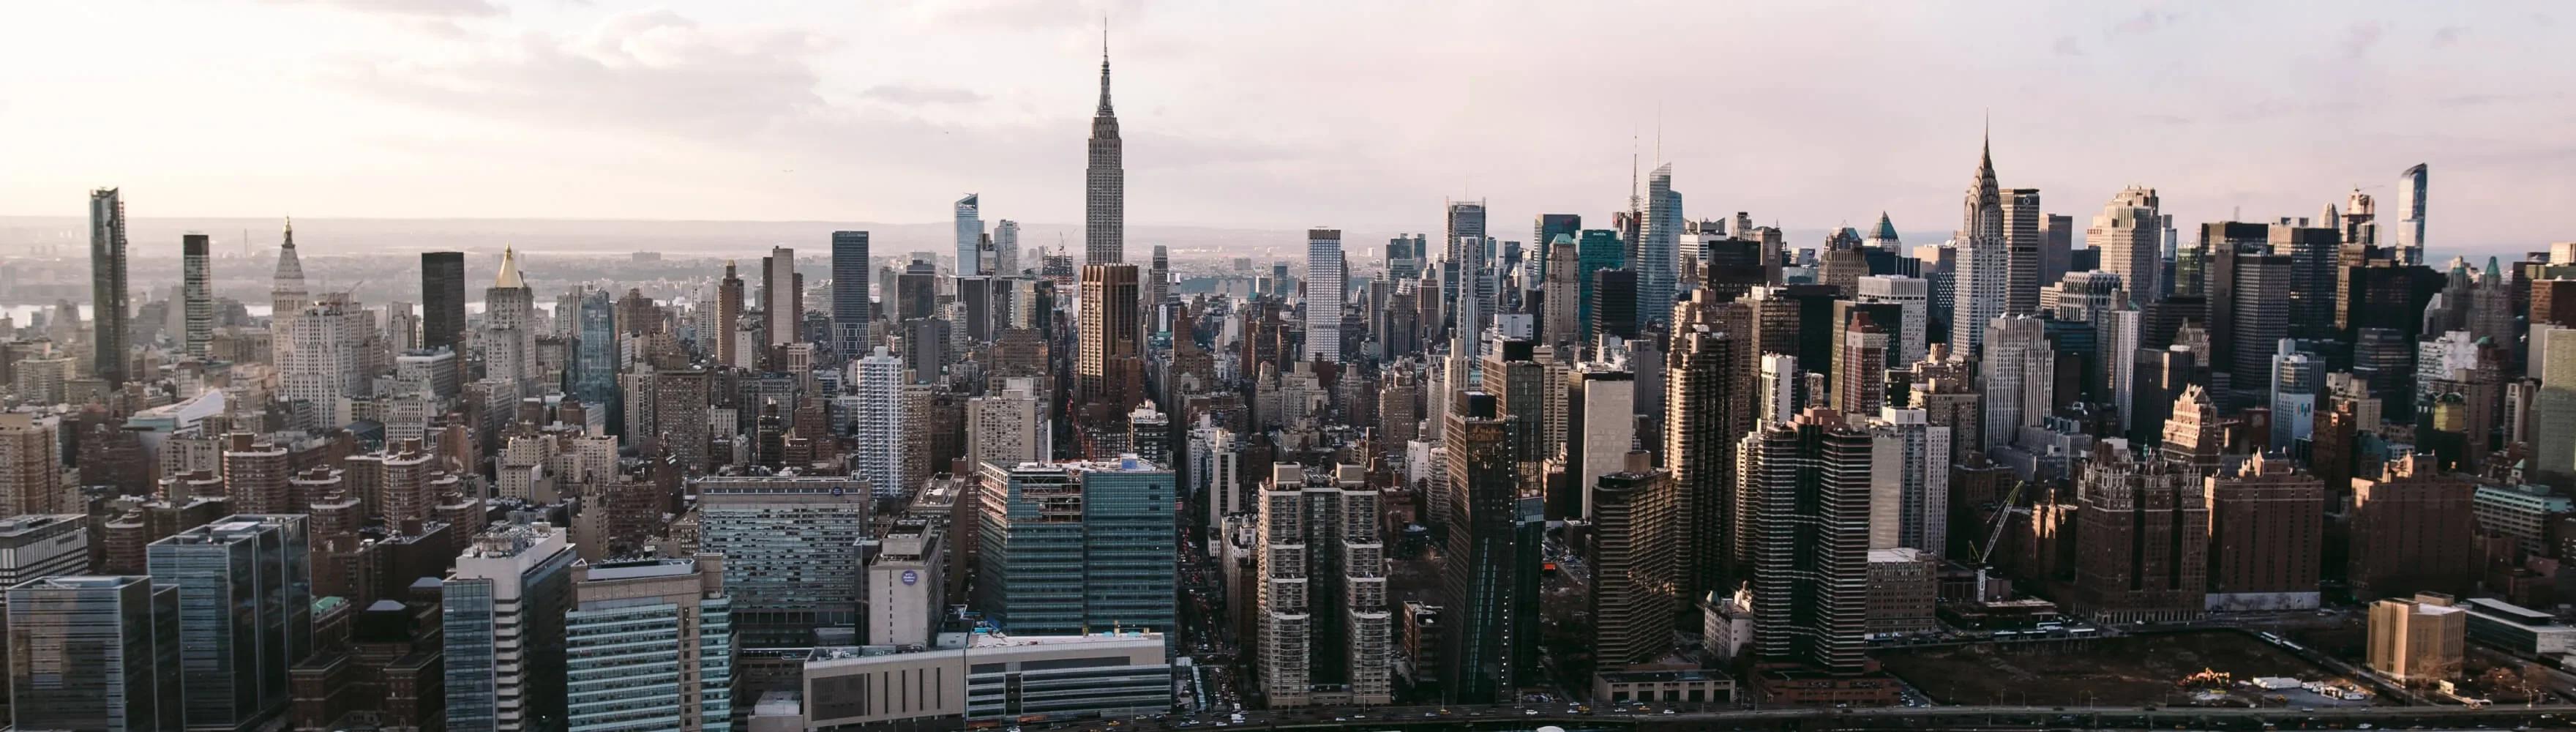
xmin=1086 ymin=39 xmax=1124 ymax=266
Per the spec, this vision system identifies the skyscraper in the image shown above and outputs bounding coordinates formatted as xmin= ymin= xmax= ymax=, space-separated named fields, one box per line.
xmin=564 ymin=556 xmax=733 ymax=731
xmin=148 ymin=515 xmax=312 ymax=732
xmin=1639 ymin=164 xmax=1680 ymax=326
xmin=485 ymin=248 xmax=540 ymax=387
xmin=89 ymin=188 xmax=130 ymax=386
xmin=1980 ymin=316 xmax=2053 ymax=451
xmin=2090 ymin=187 xmax=2163 ymax=305
xmin=1445 ymin=200 xmax=1489 ymax=269
xmin=1951 ymin=138 xmax=2007 ymax=353
xmin=0 ymin=414 xmax=68 ymax=543
xmin=422 ymin=251 xmax=466 ymax=354
xmin=763 ymin=246 xmax=799 ymax=347
xmin=1573 ymin=230 xmax=1625 ymax=344
xmin=1855 ymin=275 xmax=1930 ymax=364
xmin=2002 ymin=187 xmax=2043 ymax=315
xmin=2393 ymin=163 xmax=2428 ymax=266
xmin=1531 ymin=213 xmax=1581 ymax=282
xmin=1748 ymin=408 xmax=1875 ymax=676
xmin=7 ymin=575 xmax=185 ymax=732
xmin=1076 ymin=264 xmax=1144 ymax=449
xmin=1086 ymin=40 xmax=1123 ymax=265
xmin=716 ymin=261 xmax=746 ymax=369
xmin=445 ymin=523 xmax=577 ymax=732
xmin=1871 ymin=408 xmax=1952 ymax=555
xmin=854 ymin=346 xmax=906 ymax=498
xmin=282 ymin=294 xmax=372 ymax=428
xmin=1304 ymin=228 xmax=1344 ymax=362
xmin=181 ymin=234 xmax=211 ymax=359
xmin=1439 ymin=392 xmax=1534 ymax=703
xmin=2070 ymin=441 xmax=2208 ymax=623
xmin=1589 ymin=454 xmax=1677 ymax=668
xmin=954 ymin=193 xmax=984 ymax=274
xmin=994 ymin=219 xmax=1022 ymax=275
xmin=271 ymin=219 xmax=307 ymax=365
xmin=573 ymin=288 xmax=618 ymax=419
xmin=1253 ymin=463 xmax=1390 ymax=708
xmin=831 ymin=231 xmax=871 ymax=356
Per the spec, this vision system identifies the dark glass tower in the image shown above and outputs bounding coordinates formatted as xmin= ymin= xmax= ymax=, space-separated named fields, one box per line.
xmin=831 ymin=230 xmax=872 ymax=356
xmin=89 ymin=188 xmax=129 ymax=386
xmin=420 ymin=251 xmax=466 ymax=353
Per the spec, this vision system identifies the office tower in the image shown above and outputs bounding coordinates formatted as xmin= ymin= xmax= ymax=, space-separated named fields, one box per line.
xmin=483 ymin=248 xmax=539 ymax=386
xmin=2348 ymin=455 xmax=2476 ymax=599
xmin=2089 ymin=187 xmax=2163 ymax=305
xmin=2002 ymin=187 xmax=2043 ymax=315
xmin=445 ymin=523 xmax=577 ymax=732
xmin=1870 ymin=408 xmax=1951 ymax=555
xmin=2040 ymin=213 xmax=2076 ymax=288
xmin=568 ymin=290 xmax=617 ymax=419
xmin=1075 ymin=265 xmax=1144 ymax=442
xmin=281 ymin=294 xmax=371 ymax=428
xmin=1639 ymin=165 xmax=1680 ymax=324
xmin=1816 ymin=228 xmax=1871 ymax=294
xmin=992 ymin=219 xmax=1022 ymax=275
xmin=1951 ymin=137 xmax=2007 ymax=353
xmin=1747 ymin=408 xmax=1874 ymax=676
xmin=1384 ymin=234 xmax=1426 ymax=283
xmin=1147 ymin=244 xmax=1172 ymax=311
xmin=2268 ymin=224 xmax=2340 ymax=340
xmin=1438 ymin=392 xmax=1535 ymax=703
xmin=1567 ymin=362 xmax=1636 ymax=519
xmin=89 ymin=188 xmax=131 ymax=386
xmin=763 ymin=247 xmax=799 ymax=347
xmin=1445 ymin=200 xmax=1489 ymax=269
xmin=7 ymin=575 xmax=184 ymax=732
xmin=1832 ymin=308 xmax=1892 ymax=417
xmin=1590 ymin=269 xmax=1639 ymax=341
xmin=419 ymin=250 xmax=466 ymax=354
xmin=969 ymin=377 xmax=1048 ymax=471
xmin=1979 ymin=316 xmax=2052 ymax=450
xmin=1304 ymin=229 xmax=1344 ymax=362
xmin=1252 ymin=464 xmax=1389 ymax=708
xmin=2367 ymin=592 xmax=2465 ymax=681
xmin=847 ymin=347 xmax=905 ymax=498
xmin=1668 ymin=305 xmax=1754 ymax=594
xmin=1756 ymin=354 xmax=1800 ymax=427
xmin=2393 ymin=163 xmax=2428 ymax=266
xmin=0 ymin=413 xmax=66 ymax=518
xmin=706 ymin=261 xmax=742 ymax=368
xmin=831 ymin=231 xmax=872 ymax=356
xmin=564 ymin=556 xmax=733 ymax=731
xmin=1855 ymin=275 xmax=1929 ymax=364
xmin=1590 ymin=455 xmax=1677 ymax=668
xmin=180 ymin=234 xmax=212 ymax=359
xmin=2070 ymin=441 xmax=2207 ymax=623
xmin=2203 ymin=457 xmax=2324 ymax=611
xmin=953 ymin=193 xmax=984 ymax=274
xmin=974 ymin=459 xmax=1177 ymax=636
xmin=692 ymin=476 xmax=868 ymax=647
xmin=1086 ymin=43 xmax=1123 ymax=264
xmin=1540 ymin=236 xmax=1581 ymax=347
xmin=2272 ymin=342 xmax=2321 ymax=447
xmin=1573 ymin=230 xmax=1626 ymax=343
xmin=148 ymin=515 xmax=312 ymax=732
xmin=2160 ymin=385 xmax=2223 ymax=474
xmin=270 ymin=221 xmax=310 ymax=365
xmin=1532 ymin=214 xmax=1581 ymax=282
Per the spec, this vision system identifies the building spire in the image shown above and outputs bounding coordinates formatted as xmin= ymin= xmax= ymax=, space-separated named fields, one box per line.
xmin=1977 ymin=111 xmax=1995 ymax=181
xmin=282 ymin=216 xmax=295 ymax=249
xmin=1096 ymin=17 xmax=1114 ymax=116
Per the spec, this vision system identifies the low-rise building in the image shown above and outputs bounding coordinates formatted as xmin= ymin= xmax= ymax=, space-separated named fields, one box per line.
xmin=2367 ymin=592 xmax=2465 ymax=681
xmin=2461 ymin=597 xmax=2576 ymax=658
xmin=1865 ymin=548 xmax=1937 ymax=635
xmin=1593 ymin=668 xmax=1736 ymax=705
xmin=798 ymin=630 xmax=1172 ymax=728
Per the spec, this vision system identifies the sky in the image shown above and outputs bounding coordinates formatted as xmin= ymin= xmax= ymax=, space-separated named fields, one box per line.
xmin=4 ymin=1 xmax=2571 ymax=256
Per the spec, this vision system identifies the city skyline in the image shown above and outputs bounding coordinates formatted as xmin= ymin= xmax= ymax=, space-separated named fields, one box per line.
xmin=2 ymin=2 xmax=2569 ymax=253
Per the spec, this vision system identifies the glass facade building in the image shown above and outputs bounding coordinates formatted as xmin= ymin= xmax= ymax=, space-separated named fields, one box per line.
xmin=445 ymin=523 xmax=578 ymax=732
xmin=6 ymin=575 xmax=184 ymax=732
xmin=1574 ymin=229 xmax=1628 ymax=344
xmin=564 ymin=556 xmax=734 ymax=732
xmin=145 ymin=515 xmax=310 ymax=732
xmin=572 ymin=288 xmax=618 ymax=423
xmin=975 ymin=458 xmax=1177 ymax=638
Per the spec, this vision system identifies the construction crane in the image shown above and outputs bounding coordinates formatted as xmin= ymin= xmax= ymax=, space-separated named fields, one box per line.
xmin=1974 ymin=479 xmax=2030 ymax=567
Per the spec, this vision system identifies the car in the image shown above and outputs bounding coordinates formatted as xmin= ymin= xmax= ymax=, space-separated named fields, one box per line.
xmin=1662 ymin=709 xmax=1677 ymax=715
xmin=1524 ymin=709 xmax=1539 ymax=716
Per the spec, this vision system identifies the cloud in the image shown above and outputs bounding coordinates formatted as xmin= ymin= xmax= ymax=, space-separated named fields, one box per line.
xmin=2432 ymin=25 xmax=2466 ymax=47
xmin=901 ymin=0 xmax=1151 ymax=32
xmin=2107 ymin=10 xmax=2180 ymax=36
xmin=2052 ymin=35 xmax=2083 ymax=57
xmin=859 ymin=83 xmax=989 ymax=106
xmin=260 ymin=0 xmax=502 ymax=18
xmin=2342 ymin=20 xmax=2384 ymax=58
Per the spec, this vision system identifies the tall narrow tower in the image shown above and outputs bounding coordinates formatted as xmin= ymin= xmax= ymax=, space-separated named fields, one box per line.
xmin=182 ymin=234 xmax=212 ymax=358
xmin=1950 ymin=133 xmax=2007 ymax=352
xmin=1086 ymin=31 xmax=1125 ymax=265
xmin=271 ymin=218 xmax=307 ymax=365
xmin=88 ymin=189 xmax=130 ymax=386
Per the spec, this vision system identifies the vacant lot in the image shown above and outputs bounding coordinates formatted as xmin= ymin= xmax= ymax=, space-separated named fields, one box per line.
xmin=1880 ymin=631 xmax=2362 ymax=708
